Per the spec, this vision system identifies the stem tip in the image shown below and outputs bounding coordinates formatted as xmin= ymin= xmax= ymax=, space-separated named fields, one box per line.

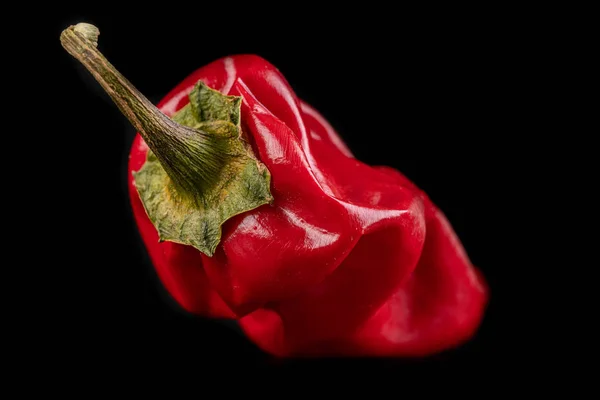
xmin=73 ymin=23 xmax=100 ymax=47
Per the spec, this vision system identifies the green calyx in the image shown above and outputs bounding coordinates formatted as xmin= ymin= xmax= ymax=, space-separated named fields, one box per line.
xmin=60 ymin=23 xmax=273 ymax=257
xmin=134 ymin=83 xmax=272 ymax=256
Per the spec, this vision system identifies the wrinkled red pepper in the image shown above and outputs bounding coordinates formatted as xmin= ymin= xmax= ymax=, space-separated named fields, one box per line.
xmin=62 ymin=23 xmax=488 ymax=357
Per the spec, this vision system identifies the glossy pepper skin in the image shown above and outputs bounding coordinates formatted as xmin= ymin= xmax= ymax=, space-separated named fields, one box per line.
xmin=128 ymin=55 xmax=488 ymax=357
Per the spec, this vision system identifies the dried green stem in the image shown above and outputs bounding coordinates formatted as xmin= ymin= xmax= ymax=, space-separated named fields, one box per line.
xmin=61 ymin=23 xmax=273 ymax=255
xmin=60 ymin=23 xmax=225 ymax=195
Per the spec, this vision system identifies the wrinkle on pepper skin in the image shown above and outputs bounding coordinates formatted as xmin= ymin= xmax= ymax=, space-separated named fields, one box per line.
xmin=279 ymin=207 xmax=341 ymax=250
xmin=300 ymin=102 xmax=354 ymax=158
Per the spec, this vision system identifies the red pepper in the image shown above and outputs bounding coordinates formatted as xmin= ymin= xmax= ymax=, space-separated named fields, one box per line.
xmin=62 ymin=23 xmax=488 ymax=357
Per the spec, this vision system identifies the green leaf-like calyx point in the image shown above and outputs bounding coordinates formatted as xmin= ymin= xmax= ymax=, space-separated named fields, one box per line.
xmin=133 ymin=83 xmax=272 ymax=256
xmin=60 ymin=23 xmax=273 ymax=257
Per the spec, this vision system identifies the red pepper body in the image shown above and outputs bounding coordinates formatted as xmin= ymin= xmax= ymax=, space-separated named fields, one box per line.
xmin=128 ymin=55 xmax=488 ymax=357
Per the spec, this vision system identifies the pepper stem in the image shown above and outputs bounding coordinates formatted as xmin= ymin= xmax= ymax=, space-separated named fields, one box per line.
xmin=62 ymin=23 xmax=274 ymax=256
xmin=60 ymin=23 xmax=225 ymax=195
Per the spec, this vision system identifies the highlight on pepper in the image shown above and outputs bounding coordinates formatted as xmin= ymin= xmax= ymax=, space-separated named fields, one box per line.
xmin=61 ymin=22 xmax=488 ymax=357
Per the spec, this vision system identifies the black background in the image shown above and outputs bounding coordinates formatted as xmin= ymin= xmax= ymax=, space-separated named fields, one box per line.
xmin=25 ymin=5 xmax=552 ymax=378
